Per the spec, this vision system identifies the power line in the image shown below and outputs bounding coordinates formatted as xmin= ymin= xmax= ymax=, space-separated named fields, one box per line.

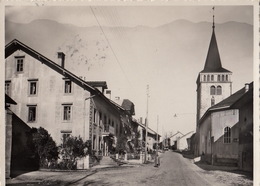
xmin=90 ymin=6 xmax=132 ymax=88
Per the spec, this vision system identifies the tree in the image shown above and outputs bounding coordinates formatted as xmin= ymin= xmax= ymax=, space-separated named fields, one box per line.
xmin=30 ymin=127 xmax=59 ymax=168
xmin=59 ymin=136 xmax=91 ymax=170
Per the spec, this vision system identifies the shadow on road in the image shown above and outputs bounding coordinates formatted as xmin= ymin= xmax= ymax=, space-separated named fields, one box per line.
xmin=194 ymin=161 xmax=253 ymax=180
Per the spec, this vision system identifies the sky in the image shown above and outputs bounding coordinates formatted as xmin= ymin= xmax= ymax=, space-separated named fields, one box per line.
xmin=5 ymin=5 xmax=255 ymax=138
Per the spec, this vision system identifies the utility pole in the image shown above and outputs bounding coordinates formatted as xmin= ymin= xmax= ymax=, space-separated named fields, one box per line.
xmin=154 ymin=115 xmax=160 ymax=167
xmin=144 ymin=85 xmax=149 ymax=163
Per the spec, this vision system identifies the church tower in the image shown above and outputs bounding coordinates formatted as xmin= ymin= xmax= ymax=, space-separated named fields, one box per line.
xmin=196 ymin=9 xmax=232 ymax=124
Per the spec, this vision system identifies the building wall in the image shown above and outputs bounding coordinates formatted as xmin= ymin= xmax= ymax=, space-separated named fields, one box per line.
xmin=177 ymin=132 xmax=194 ymax=151
xmin=199 ymin=116 xmax=212 ymax=156
xmin=237 ymin=95 xmax=253 ymax=172
xmin=90 ymin=96 xmax=121 ymax=153
xmin=197 ymin=72 xmax=232 ymax=121
xmin=6 ymin=50 xmax=91 ymax=144
xmin=211 ymin=110 xmax=239 ymax=161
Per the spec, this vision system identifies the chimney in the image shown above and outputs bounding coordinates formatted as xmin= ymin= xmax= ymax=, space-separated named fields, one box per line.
xmin=57 ymin=52 xmax=65 ymax=68
xmin=245 ymin=83 xmax=249 ymax=93
xmin=106 ymin=90 xmax=111 ymax=99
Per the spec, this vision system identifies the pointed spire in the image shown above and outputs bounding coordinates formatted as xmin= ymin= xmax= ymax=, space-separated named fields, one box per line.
xmin=201 ymin=7 xmax=231 ymax=73
xmin=212 ymin=6 xmax=215 ymax=30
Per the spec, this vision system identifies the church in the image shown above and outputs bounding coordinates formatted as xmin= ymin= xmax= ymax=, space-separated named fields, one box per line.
xmin=194 ymin=13 xmax=253 ymax=172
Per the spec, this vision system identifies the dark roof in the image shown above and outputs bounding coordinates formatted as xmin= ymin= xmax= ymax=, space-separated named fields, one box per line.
xmin=86 ymin=81 xmax=108 ymax=89
xmin=210 ymin=82 xmax=253 ymax=111
xmin=5 ymin=94 xmax=17 ymax=105
xmin=121 ymin=99 xmax=135 ymax=115
xmin=201 ymin=29 xmax=231 ymax=73
xmin=199 ymin=82 xmax=253 ymax=124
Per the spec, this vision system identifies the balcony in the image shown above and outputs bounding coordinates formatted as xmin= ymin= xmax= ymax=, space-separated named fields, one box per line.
xmin=102 ymin=125 xmax=115 ymax=136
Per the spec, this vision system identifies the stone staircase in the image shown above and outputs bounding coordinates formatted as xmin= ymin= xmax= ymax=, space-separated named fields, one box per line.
xmin=92 ymin=156 xmax=119 ymax=169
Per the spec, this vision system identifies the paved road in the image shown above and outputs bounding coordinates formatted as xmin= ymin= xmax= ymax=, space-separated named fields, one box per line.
xmin=70 ymin=151 xmax=223 ymax=186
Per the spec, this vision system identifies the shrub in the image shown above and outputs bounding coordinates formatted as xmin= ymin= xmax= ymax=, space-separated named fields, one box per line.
xmin=59 ymin=136 xmax=91 ymax=170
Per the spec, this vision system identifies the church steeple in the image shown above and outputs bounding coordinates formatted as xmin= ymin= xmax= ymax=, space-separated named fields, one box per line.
xmin=196 ymin=7 xmax=232 ymax=123
xmin=201 ymin=7 xmax=230 ymax=73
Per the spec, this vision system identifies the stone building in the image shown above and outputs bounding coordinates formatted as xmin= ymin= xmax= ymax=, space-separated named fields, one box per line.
xmin=194 ymin=16 xmax=232 ymax=156
xmin=5 ymin=39 xmax=125 ymax=164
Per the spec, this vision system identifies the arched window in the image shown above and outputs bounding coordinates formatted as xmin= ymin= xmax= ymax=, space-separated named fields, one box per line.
xmin=211 ymin=75 xmax=214 ymax=81
xmin=207 ymin=75 xmax=210 ymax=81
xmin=224 ymin=127 xmax=231 ymax=144
xmin=210 ymin=86 xmax=215 ymax=95
xmin=203 ymin=75 xmax=206 ymax=81
xmin=217 ymin=86 xmax=222 ymax=95
xmin=217 ymin=75 xmax=220 ymax=81
xmin=222 ymin=75 xmax=225 ymax=81
xmin=226 ymin=75 xmax=228 ymax=81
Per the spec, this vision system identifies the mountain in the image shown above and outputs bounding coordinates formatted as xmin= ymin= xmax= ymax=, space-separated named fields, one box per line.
xmin=5 ymin=19 xmax=253 ymax=133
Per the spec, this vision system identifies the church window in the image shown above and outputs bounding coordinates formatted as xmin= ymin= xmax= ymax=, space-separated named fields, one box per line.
xmin=207 ymin=75 xmax=210 ymax=81
xmin=226 ymin=75 xmax=228 ymax=81
xmin=211 ymin=96 xmax=215 ymax=106
xmin=216 ymin=86 xmax=222 ymax=95
xmin=222 ymin=75 xmax=225 ymax=81
xmin=217 ymin=75 xmax=220 ymax=81
xmin=224 ymin=127 xmax=231 ymax=144
xmin=211 ymin=75 xmax=214 ymax=81
xmin=210 ymin=86 xmax=215 ymax=95
xmin=203 ymin=75 xmax=206 ymax=81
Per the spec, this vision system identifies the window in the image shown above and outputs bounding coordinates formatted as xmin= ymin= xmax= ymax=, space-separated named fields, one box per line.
xmin=217 ymin=75 xmax=220 ymax=81
xmin=28 ymin=79 xmax=38 ymax=95
xmin=207 ymin=75 xmax=210 ymax=81
xmin=112 ymin=121 xmax=114 ymax=127
xmin=210 ymin=86 xmax=215 ymax=95
xmin=63 ymin=104 xmax=72 ymax=121
xmin=226 ymin=75 xmax=228 ymax=81
xmin=224 ymin=127 xmax=231 ymax=144
xmin=211 ymin=96 xmax=215 ymax=106
xmin=64 ymin=80 xmax=72 ymax=93
xmin=61 ymin=132 xmax=71 ymax=147
xmin=222 ymin=75 xmax=225 ymax=81
xmin=211 ymin=75 xmax=214 ymax=81
xmin=94 ymin=109 xmax=97 ymax=123
xmin=5 ymin=81 xmax=11 ymax=96
xmin=217 ymin=86 xmax=222 ymax=95
xmin=203 ymin=75 xmax=206 ymax=81
xmin=16 ymin=57 xmax=24 ymax=72
xmin=28 ymin=105 xmax=37 ymax=122
xmin=99 ymin=112 xmax=102 ymax=126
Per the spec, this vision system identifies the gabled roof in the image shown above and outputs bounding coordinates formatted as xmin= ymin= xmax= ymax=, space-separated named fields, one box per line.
xmin=169 ymin=131 xmax=184 ymax=139
xmin=210 ymin=82 xmax=253 ymax=111
xmin=5 ymin=94 xmax=17 ymax=105
xmin=5 ymin=39 xmax=96 ymax=94
xmin=5 ymin=39 xmax=121 ymax=113
xmin=199 ymin=82 xmax=253 ymax=124
xmin=201 ymin=29 xmax=231 ymax=73
xmin=179 ymin=131 xmax=194 ymax=140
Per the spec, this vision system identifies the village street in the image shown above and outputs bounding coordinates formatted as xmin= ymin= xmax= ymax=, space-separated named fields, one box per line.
xmin=6 ymin=151 xmax=253 ymax=186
